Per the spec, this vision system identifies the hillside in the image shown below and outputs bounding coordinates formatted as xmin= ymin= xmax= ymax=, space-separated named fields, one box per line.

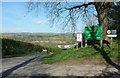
xmin=2 ymin=33 xmax=75 ymax=48
xmin=2 ymin=38 xmax=48 ymax=58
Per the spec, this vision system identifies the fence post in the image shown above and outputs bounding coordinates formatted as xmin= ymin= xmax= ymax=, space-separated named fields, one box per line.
xmin=85 ymin=40 xmax=87 ymax=47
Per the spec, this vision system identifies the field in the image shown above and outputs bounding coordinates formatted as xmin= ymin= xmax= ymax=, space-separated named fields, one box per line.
xmin=2 ymin=33 xmax=75 ymax=48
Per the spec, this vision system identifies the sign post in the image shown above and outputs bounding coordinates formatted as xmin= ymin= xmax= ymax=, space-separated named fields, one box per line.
xmin=84 ymin=26 xmax=102 ymax=47
xmin=107 ymin=30 xmax=117 ymax=48
xmin=85 ymin=40 xmax=87 ymax=47
xmin=76 ymin=33 xmax=83 ymax=48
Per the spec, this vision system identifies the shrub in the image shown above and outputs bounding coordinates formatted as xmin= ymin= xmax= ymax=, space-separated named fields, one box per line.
xmin=2 ymin=38 xmax=45 ymax=58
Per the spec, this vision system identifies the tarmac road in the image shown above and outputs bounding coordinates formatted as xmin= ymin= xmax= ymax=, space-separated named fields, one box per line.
xmin=1 ymin=55 xmax=119 ymax=78
xmin=1 ymin=55 xmax=48 ymax=78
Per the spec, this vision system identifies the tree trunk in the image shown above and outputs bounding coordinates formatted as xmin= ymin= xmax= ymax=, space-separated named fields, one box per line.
xmin=94 ymin=2 xmax=113 ymax=40
xmin=99 ymin=9 xmax=108 ymax=40
xmin=93 ymin=2 xmax=120 ymax=71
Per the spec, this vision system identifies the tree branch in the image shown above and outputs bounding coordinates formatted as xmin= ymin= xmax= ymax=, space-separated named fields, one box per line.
xmin=65 ymin=2 xmax=94 ymax=10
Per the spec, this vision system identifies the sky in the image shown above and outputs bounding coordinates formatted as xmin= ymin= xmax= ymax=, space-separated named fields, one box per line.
xmin=2 ymin=2 xmax=56 ymax=33
xmin=0 ymin=2 xmax=2 ymax=33
xmin=2 ymin=2 xmax=97 ymax=33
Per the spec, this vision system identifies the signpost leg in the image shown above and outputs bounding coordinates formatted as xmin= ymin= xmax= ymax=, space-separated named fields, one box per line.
xmin=110 ymin=37 xmax=113 ymax=48
xmin=81 ymin=41 xmax=83 ymax=48
xmin=85 ymin=40 xmax=87 ymax=47
xmin=100 ymin=40 xmax=103 ymax=48
xmin=77 ymin=43 xmax=79 ymax=49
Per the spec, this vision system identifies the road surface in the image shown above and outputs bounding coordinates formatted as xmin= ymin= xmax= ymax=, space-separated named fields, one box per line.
xmin=1 ymin=55 xmax=48 ymax=78
xmin=1 ymin=55 xmax=120 ymax=78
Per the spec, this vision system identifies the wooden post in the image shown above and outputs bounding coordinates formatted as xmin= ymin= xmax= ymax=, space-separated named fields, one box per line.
xmin=110 ymin=37 xmax=113 ymax=48
xmin=77 ymin=43 xmax=79 ymax=49
xmin=85 ymin=40 xmax=87 ymax=47
xmin=100 ymin=40 xmax=103 ymax=48
xmin=81 ymin=41 xmax=83 ymax=48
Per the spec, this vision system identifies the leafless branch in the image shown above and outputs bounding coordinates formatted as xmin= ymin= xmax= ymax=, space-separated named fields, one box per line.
xmin=65 ymin=2 xmax=94 ymax=10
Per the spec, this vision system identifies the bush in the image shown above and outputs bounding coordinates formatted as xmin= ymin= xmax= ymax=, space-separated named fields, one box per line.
xmin=2 ymin=38 xmax=45 ymax=58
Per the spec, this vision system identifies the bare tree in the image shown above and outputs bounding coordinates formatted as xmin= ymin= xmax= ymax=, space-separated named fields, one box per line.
xmin=27 ymin=1 xmax=114 ymax=39
xmin=44 ymin=2 xmax=113 ymax=39
xmin=27 ymin=1 xmax=120 ymax=71
xmin=82 ymin=13 xmax=98 ymax=26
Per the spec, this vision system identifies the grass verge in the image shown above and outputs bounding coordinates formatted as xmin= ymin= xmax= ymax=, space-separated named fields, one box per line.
xmin=42 ymin=39 xmax=119 ymax=64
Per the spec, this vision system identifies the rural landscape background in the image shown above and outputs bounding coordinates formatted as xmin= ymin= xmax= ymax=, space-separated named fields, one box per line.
xmin=1 ymin=1 xmax=120 ymax=78
xmin=2 ymin=33 xmax=120 ymax=64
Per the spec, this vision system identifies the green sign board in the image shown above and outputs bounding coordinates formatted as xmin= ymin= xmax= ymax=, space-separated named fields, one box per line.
xmin=84 ymin=26 xmax=102 ymax=40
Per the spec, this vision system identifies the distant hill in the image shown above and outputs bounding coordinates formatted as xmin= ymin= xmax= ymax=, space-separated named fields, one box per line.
xmin=1 ymin=33 xmax=76 ymax=48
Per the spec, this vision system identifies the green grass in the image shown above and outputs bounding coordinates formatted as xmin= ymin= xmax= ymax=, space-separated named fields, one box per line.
xmin=2 ymin=38 xmax=48 ymax=58
xmin=107 ymin=39 xmax=119 ymax=60
xmin=42 ymin=46 xmax=101 ymax=64
xmin=42 ymin=39 xmax=119 ymax=64
xmin=23 ymin=51 xmax=48 ymax=56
